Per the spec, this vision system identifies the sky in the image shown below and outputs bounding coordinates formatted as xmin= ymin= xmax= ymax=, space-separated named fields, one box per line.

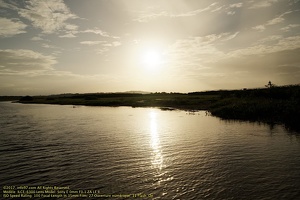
xmin=0 ymin=0 xmax=300 ymax=95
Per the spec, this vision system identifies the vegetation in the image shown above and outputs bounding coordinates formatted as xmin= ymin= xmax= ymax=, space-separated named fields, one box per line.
xmin=1 ymin=83 xmax=300 ymax=132
xmin=0 ymin=96 xmax=22 ymax=101
xmin=208 ymin=84 xmax=300 ymax=131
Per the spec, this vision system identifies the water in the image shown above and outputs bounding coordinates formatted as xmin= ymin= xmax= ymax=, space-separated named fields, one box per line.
xmin=0 ymin=101 xmax=300 ymax=199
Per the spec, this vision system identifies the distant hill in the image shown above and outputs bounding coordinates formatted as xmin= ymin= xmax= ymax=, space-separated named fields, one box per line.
xmin=124 ymin=91 xmax=151 ymax=94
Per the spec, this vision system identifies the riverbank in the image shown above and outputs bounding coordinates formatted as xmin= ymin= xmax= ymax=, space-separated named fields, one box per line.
xmin=3 ymin=84 xmax=300 ymax=131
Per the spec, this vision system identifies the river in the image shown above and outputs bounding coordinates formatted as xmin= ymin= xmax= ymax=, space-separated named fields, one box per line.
xmin=0 ymin=102 xmax=299 ymax=199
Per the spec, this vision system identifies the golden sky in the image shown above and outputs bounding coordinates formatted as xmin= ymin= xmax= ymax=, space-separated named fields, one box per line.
xmin=1 ymin=0 xmax=300 ymax=95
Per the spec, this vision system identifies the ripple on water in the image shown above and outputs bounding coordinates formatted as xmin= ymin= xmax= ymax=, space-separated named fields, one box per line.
xmin=0 ymin=103 xmax=300 ymax=199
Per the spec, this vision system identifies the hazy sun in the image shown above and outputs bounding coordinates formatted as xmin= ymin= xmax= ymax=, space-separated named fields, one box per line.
xmin=142 ymin=50 xmax=162 ymax=69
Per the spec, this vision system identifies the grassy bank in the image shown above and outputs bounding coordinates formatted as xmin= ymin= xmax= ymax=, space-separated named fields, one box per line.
xmin=4 ymin=84 xmax=300 ymax=132
xmin=208 ymin=85 xmax=300 ymax=131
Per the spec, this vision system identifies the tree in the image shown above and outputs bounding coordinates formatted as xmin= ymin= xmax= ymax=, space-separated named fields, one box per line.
xmin=265 ymin=81 xmax=275 ymax=88
xmin=20 ymin=96 xmax=33 ymax=101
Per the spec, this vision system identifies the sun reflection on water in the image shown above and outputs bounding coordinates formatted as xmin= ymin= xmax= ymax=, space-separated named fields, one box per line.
xmin=149 ymin=111 xmax=163 ymax=170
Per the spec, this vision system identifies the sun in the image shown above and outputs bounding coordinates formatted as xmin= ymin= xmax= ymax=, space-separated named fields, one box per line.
xmin=142 ymin=50 xmax=162 ymax=69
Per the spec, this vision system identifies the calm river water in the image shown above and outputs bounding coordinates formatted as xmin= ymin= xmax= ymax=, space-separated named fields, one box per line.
xmin=0 ymin=102 xmax=300 ymax=200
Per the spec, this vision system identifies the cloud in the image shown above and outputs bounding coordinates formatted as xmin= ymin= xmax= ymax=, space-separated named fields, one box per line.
xmin=281 ymin=24 xmax=300 ymax=32
xmin=223 ymin=2 xmax=243 ymax=15
xmin=266 ymin=11 xmax=292 ymax=26
xmin=65 ymin=24 xmax=78 ymax=31
xmin=276 ymin=64 xmax=300 ymax=74
xmin=230 ymin=3 xmax=243 ymax=8
xmin=255 ymin=35 xmax=283 ymax=44
xmin=18 ymin=0 xmax=77 ymax=34
xmin=41 ymin=43 xmax=57 ymax=49
xmin=59 ymin=33 xmax=76 ymax=38
xmin=252 ymin=11 xmax=293 ymax=31
xmin=31 ymin=36 xmax=43 ymax=41
xmin=96 ymin=48 xmax=109 ymax=55
xmin=165 ymin=33 xmax=234 ymax=71
xmin=252 ymin=25 xmax=266 ymax=31
xmin=229 ymin=36 xmax=300 ymax=57
xmin=133 ymin=2 xmax=219 ymax=22
xmin=266 ymin=16 xmax=285 ymax=25
xmin=227 ymin=11 xmax=236 ymax=15
xmin=80 ymin=41 xmax=105 ymax=46
xmin=249 ymin=0 xmax=278 ymax=9
xmin=80 ymin=40 xmax=121 ymax=48
xmin=165 ymin=32 xmax=300 ymax=84
xmin=133 ymin=2 xmax=245 ymax=22
xmin=0 ymin=0 xmax=20 ymax=10
xmin=112 ymin=41 xmax=121 ymax=47
xmin=211 ymin=6 xmax=225 ymax=12
xmin=82 ymin=28 xmax=109 ymax=37
xmin=103 ymin=41 xmax=122 ymax=47
xmin=174 ymin=2 xmax=218 ymax=17
xmin=133 ymin=11 xmax=168 ymax=23
xmin=0 ymin=49 xmax=56 ymax=75
xmin=81 ymin=28 xmax=119 ymax=39
xmin=1 ymin=0 xmax=79 ymax=37
xmin=0 ymin=17 xmax=27 ymax=37
xmin=222 ymin=32 xmax=239 ymax=41
xmin=59 ymin=23 xmax=80 ymax=38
